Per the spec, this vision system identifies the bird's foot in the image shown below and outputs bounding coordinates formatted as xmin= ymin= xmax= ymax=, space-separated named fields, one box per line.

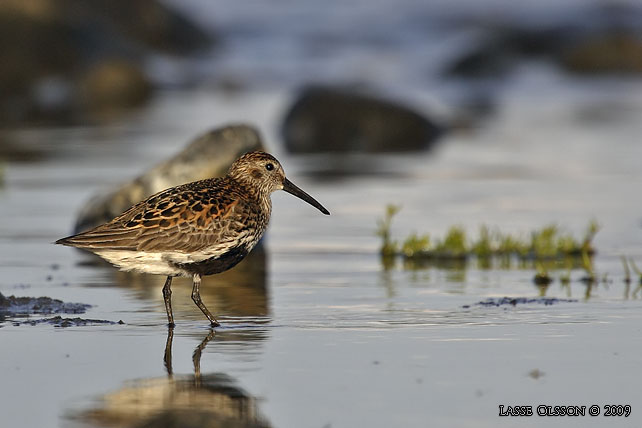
xmin=210 ymin=320 xmax=221 ymax=328
xmin=167 ymin=322 xmax=176 ymax=328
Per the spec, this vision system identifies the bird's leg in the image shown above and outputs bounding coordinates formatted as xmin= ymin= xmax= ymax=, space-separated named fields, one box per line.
xmin=191 ymin=273 xmax=220 ymax=327
xmin=193 ymin=329 xmax=215 ymax=386
xmin=162 ymin=276 xmax=175 ymax=327
xmin=164 ymin=326 xmax=174 ymax=377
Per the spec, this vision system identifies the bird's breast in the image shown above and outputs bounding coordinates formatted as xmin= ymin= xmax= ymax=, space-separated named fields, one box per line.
xmin=169 ymin=244 xmax=251 ymax=276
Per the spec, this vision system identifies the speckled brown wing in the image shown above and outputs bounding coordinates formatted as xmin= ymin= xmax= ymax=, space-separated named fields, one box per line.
xmin=57 ymin=178 xmax=252 ymax=253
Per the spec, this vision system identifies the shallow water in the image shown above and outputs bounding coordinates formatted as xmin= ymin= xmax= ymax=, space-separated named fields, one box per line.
xmin=1 ymin=86 xmax=641 ymax=428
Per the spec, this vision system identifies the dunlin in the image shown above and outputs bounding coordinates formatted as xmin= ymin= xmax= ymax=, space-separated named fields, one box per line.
xmin=57 ymin=151 xmax=329 ymax=327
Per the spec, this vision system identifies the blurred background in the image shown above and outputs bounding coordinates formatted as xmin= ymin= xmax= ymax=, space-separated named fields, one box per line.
xmin=3 ymin=0 xmax=642 ymax=129
xmin=1 ymin=1 xmax=642 ymax=427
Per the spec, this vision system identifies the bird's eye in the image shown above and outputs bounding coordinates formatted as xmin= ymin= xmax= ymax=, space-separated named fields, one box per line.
xmin=265 ymin=163 xmax=274 ymax=171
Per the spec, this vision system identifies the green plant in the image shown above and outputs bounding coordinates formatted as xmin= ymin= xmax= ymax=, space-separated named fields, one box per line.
xmin=374 ymin=205 xmax=604 ymax=287
xmin=471 ymin=225 xmax=493 ymax=257
xmin=402 ymin=233 xmax=430 ymax=258
xmin=581 ymin=249 xmax=596 ymax=283
xmin=581 ymin=219 xmax=600 ymax=253
xmin=497 ymin=232 xmax=529 ymax=256
xmin=435 ymin=226 xmax=467 ymax=256
xmin=556 ymin=233 xmax=578 ymax=255
xmin=376 ymin=204 xmax=401 ymax=257
xmin=530 ymin=225 xmax=558 ymax=258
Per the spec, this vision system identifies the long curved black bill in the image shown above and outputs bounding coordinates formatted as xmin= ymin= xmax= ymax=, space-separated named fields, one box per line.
xmin=282 ymin=178 xmax=330 ymax=215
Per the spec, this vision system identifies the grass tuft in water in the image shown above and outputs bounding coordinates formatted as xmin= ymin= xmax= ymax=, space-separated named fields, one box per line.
xmin=580 ymin=249 xmax=596 ymax=284
xmin=434 ymin=226 xmax=468 ymax=259
xmin=376 ymin=205 xmax=604 ymax=285
xmin=402 ymin=232 xmax=430 ymax=258
xmin=376 ymin=204 xmax=401 ymax=258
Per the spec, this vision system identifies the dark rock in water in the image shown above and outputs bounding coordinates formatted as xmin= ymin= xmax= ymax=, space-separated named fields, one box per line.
xmin=74 ymin=124 xmax=266 ymax=232
xmin=0 ymin=0 xmax=213 ymax=124
xmin=445 ymin=23 xmax=573 ymax=79
xmin=0 ymin=0 xmax=211 ymax=56
xmin=0 ymin=11 xmax=78 ymax=123
xmin=561 ymin=33 xmax=642 ymax=74
xmin=444 ymin=39 xmax=515 ymax=78
xmin=463 ymin=297 xmax=577 ymax=309
xmin=62 ymin=0 xmax=212 ymax=56
xmin=13 ymin=316 xmax=123 ymax=327
xmin=443 ymin=4 xmax=642 ymax=79
xmin=0 ymin=292 xmax=91 ymax=315
xmin=444 ymin=40 xmax=514 ymax=79
xmin=443 ymin=26 xmax=573 ymax=79
xmin=77 ymin=60 xmax=153 ymax=113
xmin=282 ymin=86 xmax=443 ymax=153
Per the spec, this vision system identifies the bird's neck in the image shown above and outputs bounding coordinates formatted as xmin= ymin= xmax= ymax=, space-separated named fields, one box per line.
xmin=229 ymin=176 xmax=272 ymax=215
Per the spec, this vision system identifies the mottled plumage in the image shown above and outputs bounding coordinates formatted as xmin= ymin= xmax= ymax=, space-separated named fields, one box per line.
xmin=57 ymin=151 xmax=329 ymax=327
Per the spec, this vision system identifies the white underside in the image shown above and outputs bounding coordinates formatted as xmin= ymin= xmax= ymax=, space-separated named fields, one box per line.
xmin=93 ymin=231 xmax=260 ymax=277
xmin=94 ymin=249 xmax=222 ymax=277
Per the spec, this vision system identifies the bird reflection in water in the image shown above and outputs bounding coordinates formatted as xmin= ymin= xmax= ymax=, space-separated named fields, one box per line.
xmin=72 ymin=328 xmax=271 ymax=428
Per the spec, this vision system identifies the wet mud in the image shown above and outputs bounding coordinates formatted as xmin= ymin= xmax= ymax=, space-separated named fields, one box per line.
xmin=463 ymin=297 xmax=578 ymax=308
xmin=0 ymin=292 xmax=120 ymax=327
xmin=0 ymin=292 xmax=91 ymax=315
xmin=11 ymin=316 xmax=124 ymax=328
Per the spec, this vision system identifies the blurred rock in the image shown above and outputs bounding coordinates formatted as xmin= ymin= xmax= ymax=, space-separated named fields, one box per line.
xmin=0 ymin=0 xmax=211 ymax=56
xmin=0 ymin=0 xmax=57 ymax=20
xmin=0 ymin=10 xmax=78 ymax=122
xmin=444 ymin=4 xmax=642 ymax=79
xmin=444 ymin=26 xmax=568 ymax=78
xmin=74 ymin=124 xmax=266 ymax=233
xmin=562 ymin=33 xmax=642 ymax=74
xmin=62 ymin=0 xmax=212 ymax=55
xmin=0 ymin=0 xmax=213 ymax=125
xmin=0 ymin=133 xmax=48 ymax=162
xmin=444 ymin=42 xmax=512 ymax=79
xmin=77 ymin=60 xmax=153 ymax=113
xmin=282 ymin=86 xmax=443 ymax=153
xmin=444 ymin=25 xmax=575 ymax=79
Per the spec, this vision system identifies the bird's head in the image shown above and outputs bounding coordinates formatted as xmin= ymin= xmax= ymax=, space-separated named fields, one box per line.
xmin=228 ymin=151 xmax=329 ymax=215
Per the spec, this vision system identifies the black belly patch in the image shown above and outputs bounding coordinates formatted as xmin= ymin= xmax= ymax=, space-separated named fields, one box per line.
xmin=172 ymin=246 xmax=250 ymax=276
